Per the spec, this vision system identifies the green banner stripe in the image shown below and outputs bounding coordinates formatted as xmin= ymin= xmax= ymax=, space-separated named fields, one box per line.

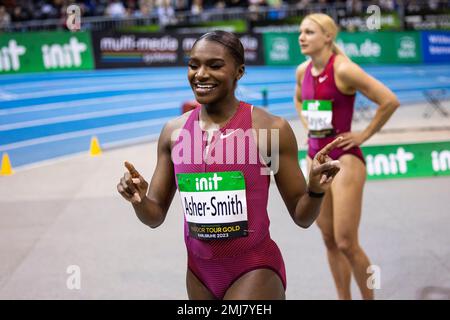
xmin=177 ymin=171 xmax=246 ymax=192
xmin=263 ymin=31 xmax=423 ymax=65
xmin=298 ymin=140 xmax=450 ymax=180
xmin=0 ymin=31 xmax=94 ymax=74
xmin=302 ymin=100 xmax=332 ymax=111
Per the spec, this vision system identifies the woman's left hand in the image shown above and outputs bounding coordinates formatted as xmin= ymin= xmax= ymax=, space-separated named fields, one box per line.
xmin=337 ymin=131 xmax=366 ymax=151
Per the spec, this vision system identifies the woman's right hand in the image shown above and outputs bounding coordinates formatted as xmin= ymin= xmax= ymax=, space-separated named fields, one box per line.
xmin=308 ymin=137 xmax=342 ymax=193
xmin=117 ymin=161 xmax=149 ymax=204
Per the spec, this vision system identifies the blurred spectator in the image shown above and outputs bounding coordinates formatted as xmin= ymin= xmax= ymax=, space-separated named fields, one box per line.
xmin=226 ymin=0 xmax=248 ymax=7
xmin=174 ymin=0 xmax=189 ymax=12
xmin=266 ymin=0 xmax=282 ymax=6
xmin=81 ymin=0 xmax=98 ymax=17
xmin=157 ymin=0 xmax=176 ymax=26
xmin=105 ymin=0 xmax=127 ymax=17
xmin=4 ymin=0 xmax=449 ymax=30
xmin=191 ymin=0 xmax=203 ymax=15
xmin=428 ymin=0 xmax=439 ymax=11
xmin=39 ymin=1 xmax=59 ymax=19
xmin=346 ymin=0 xmax=362 ymax=15
xmin=125 ymin=0 xmax=140 ymax=17
xmin=200 ymin=0 xmax=219 ymax=10
xmin=53 ymin=0 xmax=65 ymax=17
xmin=249 ymin=0 xmax=267 ymax=11
xmin=266 ymin=0 xmax=287 ymax=20
xmin=248 ymin=0 xmax=267 ymax=21
xmin=0 ymin=5 xmax=11 ymax=29
xmin=11 ymin=5 xmax=31 ymax=23
xmin=379 ymin=0 xmax=395 ymax=11
xmin=213 ymin=1 xmax=226 ymax=10
xmin=406 ymin=0 xmax=421 ymax=13
xmin=139 ymin=0 xmax=155 ymax=16
xmin=92 ymin=0 xmax=109 ymax=16
xmin=295 ymin=0 xmax=310 ymax=10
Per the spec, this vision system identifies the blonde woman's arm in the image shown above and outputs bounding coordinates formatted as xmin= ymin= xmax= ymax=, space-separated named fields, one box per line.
xmin=294 ymin=62 xmax=310 ymax=131
xmin=335 ymin=59 xmax=400 ymax=150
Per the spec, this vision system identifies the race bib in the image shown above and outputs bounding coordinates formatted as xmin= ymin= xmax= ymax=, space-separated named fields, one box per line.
xmin=302 ymin=100 xmax=334 ymax=138
xmin=177 ymin=171 xmax=248 ymax=240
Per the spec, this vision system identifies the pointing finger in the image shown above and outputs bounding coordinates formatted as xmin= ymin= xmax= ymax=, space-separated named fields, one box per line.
xmin=316 ymin=137 xmax=343 ymax=158
xmin=125 ymin=161 xmax=140 ymax=178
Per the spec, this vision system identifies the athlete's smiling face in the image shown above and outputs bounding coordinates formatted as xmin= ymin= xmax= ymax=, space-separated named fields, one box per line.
xmin=188 ymin=39 xmax=244 ymax=105
xmin=299 ymin=18 xmax=331 ymax=56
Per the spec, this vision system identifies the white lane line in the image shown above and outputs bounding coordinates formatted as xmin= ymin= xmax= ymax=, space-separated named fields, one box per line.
xmin=0 ymin=90 xmax=194 ymax=115
xmin=0 ymin=102 xmax=179 ymax=130
xmin=1 ymin=80 xmax=190 ymax=100
xmin=8 ymin=133 xmax=160 ymax=172
xmin=1 ymin=89 xmax=295 ymax=128
xmin=0 ymin=117 xmax=171 ymax=152
xmin=0 ymin=90 xmax=18 ymax=100
xmin=0 ymin=76 xmax=297 ymax=101
xmin=2 ymin=74 xmax=186 ymax=91
xmin=1 ymin=70 xmax=299 ymax=92
xmin=0 ymin=83 xmax=294 ymax=116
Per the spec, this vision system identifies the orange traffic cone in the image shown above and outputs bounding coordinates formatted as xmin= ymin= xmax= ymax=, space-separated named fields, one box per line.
xmin=0 ymin=153 xmax=14 ymax=176
xmin=89 ymin=136 xmax=102 ymax=156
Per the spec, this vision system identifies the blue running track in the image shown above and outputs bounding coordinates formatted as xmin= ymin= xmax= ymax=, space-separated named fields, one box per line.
xmin=1 ymin=64 xmax=450 ymax=168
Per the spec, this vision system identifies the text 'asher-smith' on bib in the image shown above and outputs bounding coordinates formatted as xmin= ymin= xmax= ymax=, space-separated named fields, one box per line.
xmin=302 ymin=99 xmax=335 ymax=138
xmin=177 ymin=171 xmax=248 ymax=240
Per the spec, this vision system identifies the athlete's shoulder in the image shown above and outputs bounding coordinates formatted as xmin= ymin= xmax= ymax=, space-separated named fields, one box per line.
xmin=160 ymin=108 xmax=197 ymax=148
xmin=296 ymin=60 xmax=310 ymax=81
xmin=334 ymin=54 xmax=360 ymax=78
xmin=166 ymin=109 xmax=195 ymax=131
xmin=251 ymin=106 xmax=296 ymax=153
xmin=252 ymin=106 xmax=290 ymax=131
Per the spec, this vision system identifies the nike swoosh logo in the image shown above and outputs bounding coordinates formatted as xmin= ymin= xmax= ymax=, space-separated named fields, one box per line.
xmin=220 ymin=129 xmax=239 ymax=139
xmin=318 ymin=75 xmax=328 ymax=83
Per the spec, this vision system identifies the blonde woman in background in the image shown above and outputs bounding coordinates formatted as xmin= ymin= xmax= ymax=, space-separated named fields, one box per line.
xmin=295 ymin=13 xmax=399 ymax=299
